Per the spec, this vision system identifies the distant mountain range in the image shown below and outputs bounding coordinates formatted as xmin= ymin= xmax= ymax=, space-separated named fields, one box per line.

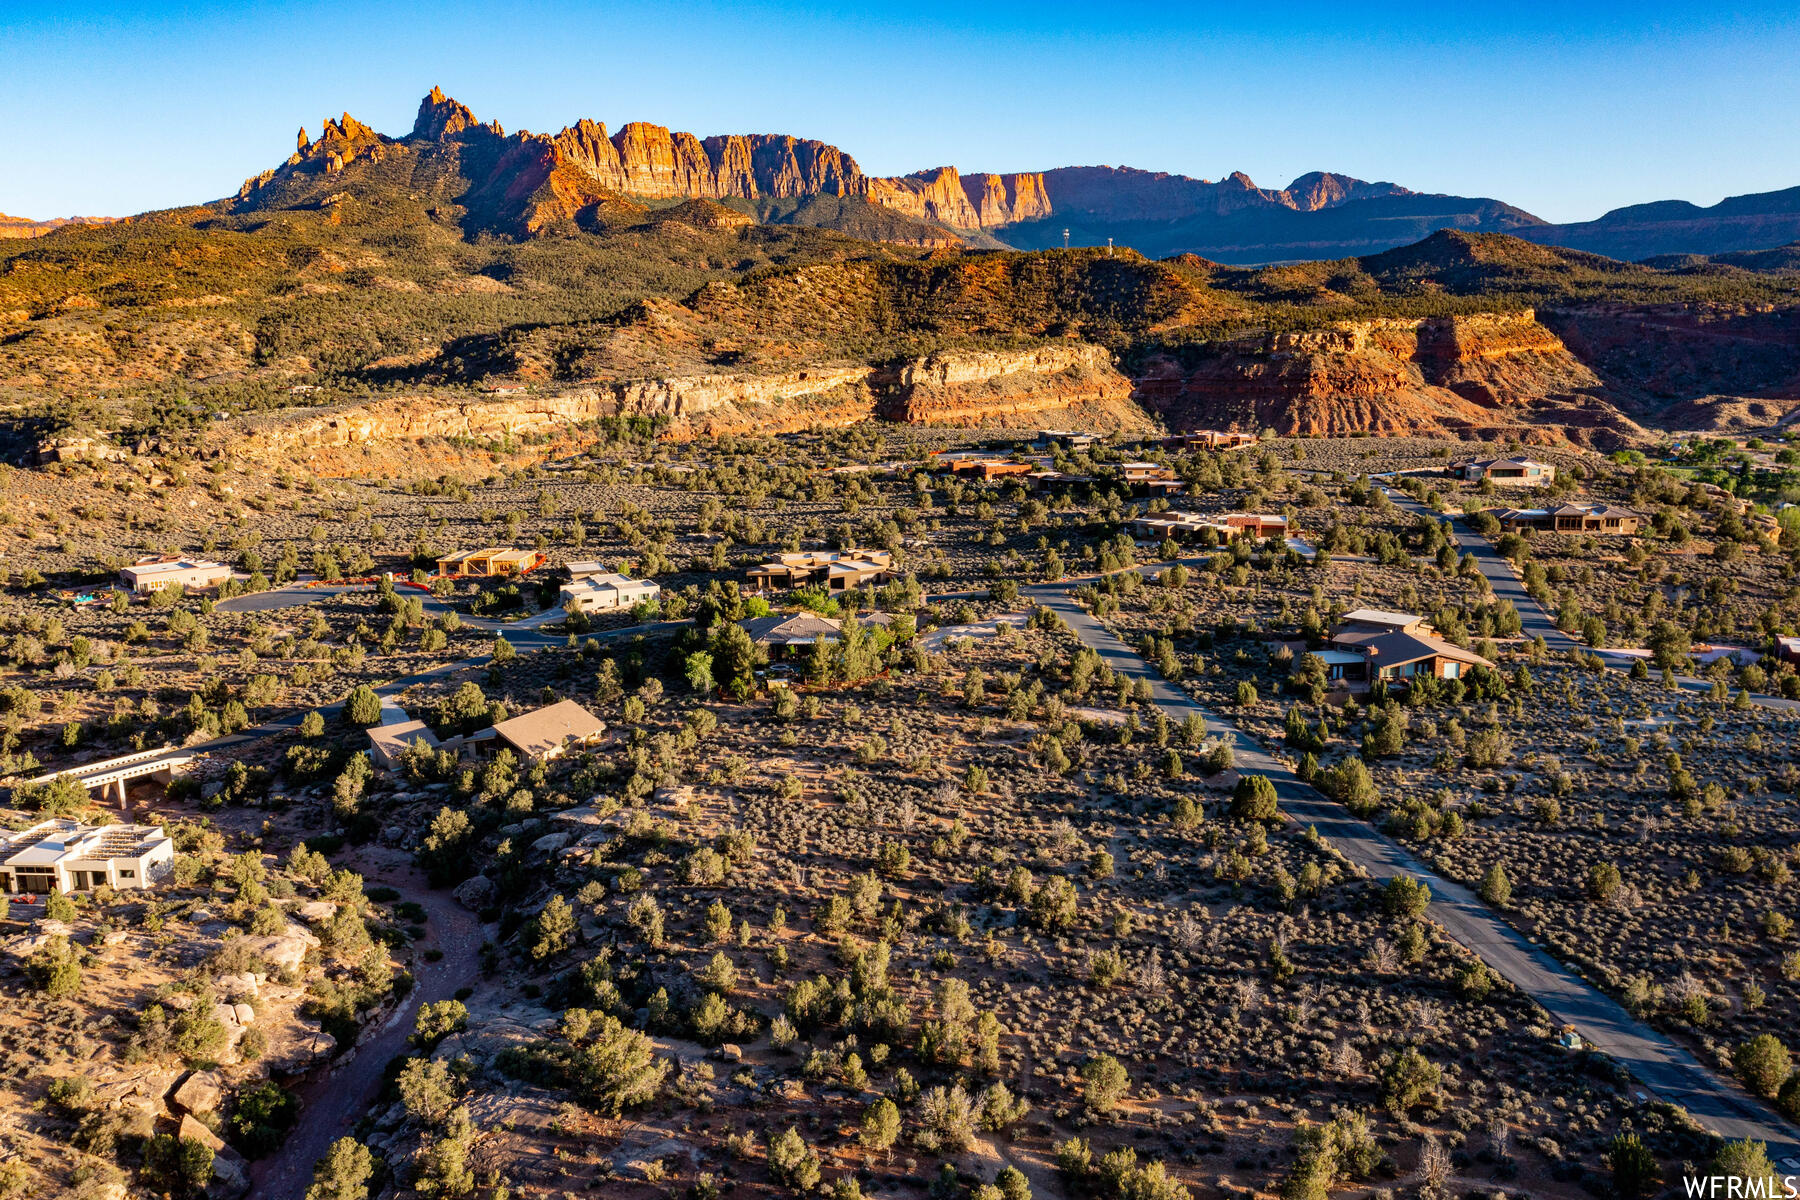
xmin=0 ymin=213 xmax=114 ymax=240
xmin=9 ymin=89 xmax=1800 ymax=264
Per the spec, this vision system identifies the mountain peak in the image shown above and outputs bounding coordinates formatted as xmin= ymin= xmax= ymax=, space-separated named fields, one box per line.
xmin=413 ymin=87 xmax=480 ymax=141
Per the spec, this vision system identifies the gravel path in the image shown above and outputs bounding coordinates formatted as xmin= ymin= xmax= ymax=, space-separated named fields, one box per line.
xmin=249 ymin=849 xmax=488 ymax=1200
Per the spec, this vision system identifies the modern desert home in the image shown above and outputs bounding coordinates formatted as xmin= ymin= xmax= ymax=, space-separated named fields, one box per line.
xmin=948 ymin=458 xmax=1036 ymax=481
xmin=746 ymin=550 xmax=894 ymax=593
xmin=559 ymin=573 xmax=661 ymax=614
xmin=439 ymin=699 xmax=607 ymax=765
xmin=1128 ymin=512 xmax=1288 ymax=543
xmin=1353 ymin=631 xmax=1494 ymax=684
xmin=1224 ymin=513 xmax=1289 ymax=539
xmin=1489 ymin=503 xmax=1643 ymax=535
xmin=1165 ymin=430 xmax=1259 ymax=451
xmin=1456 ymin=457 xmax=1556 ymax=486
xmin=739 ymin=611 xmax=896 ymax=654
xmin=0 ymin=819 xmax=174 ymax=894
xmin=436 ymin=547 xmax=545 ymax=578
xmin=119 ymin=556 xmax=233 ymax=593
xmin=1116 ymin=462 xmax=1185 ymax=496
xmin=1032 ymin=429 xmax=1102 ymax=452
xmin=1327 ymin=613 xmax=1493 ymax=687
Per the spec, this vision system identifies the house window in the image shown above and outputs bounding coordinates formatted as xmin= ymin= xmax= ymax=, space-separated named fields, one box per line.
xmin=1443 ymin=661 xmax=1461 ymax=679
xmin=119 ymin=869 xmax=136 ymax=879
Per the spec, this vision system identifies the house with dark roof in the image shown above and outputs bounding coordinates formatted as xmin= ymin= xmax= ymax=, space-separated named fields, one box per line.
xmin=1328 ymin=629 xmax=1495 ymax=688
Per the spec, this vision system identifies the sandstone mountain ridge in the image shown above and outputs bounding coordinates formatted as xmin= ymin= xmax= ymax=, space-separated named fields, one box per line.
xmin=225 ymin=89 xmax=1532 ymax=257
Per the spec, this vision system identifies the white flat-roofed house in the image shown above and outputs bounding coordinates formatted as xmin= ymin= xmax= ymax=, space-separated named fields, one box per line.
xmin=0 ymin=819 xmax=175 ymax=894
xmin=560 ymin=573 xmax=661 ymax=614
xmin=120 ymin=557 xmax=233 ymax=594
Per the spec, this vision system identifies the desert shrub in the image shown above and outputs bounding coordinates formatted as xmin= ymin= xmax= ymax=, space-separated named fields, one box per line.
xmin=229 ymin=1079 xmax=299 ymax=1158
xmin=1081 ymin=1053 xmax=1129 ymax=1114
xmin=767 ymin=1126 xmax=821 ymax=1190
xmin=1732 ymin=1035 xmax=1792 ymax=1099
xmin=1231 ymin=774 xmax=1279 ymax=821
xmin=1380 ymin=875 xmax=1430 ymax=920
xmin=1377 ymin=1047 xmax=1441 ymax=1116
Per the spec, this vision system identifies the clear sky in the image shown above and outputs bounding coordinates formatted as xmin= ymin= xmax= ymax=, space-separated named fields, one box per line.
xmin=4 ymin=0 xmax=1798 ymax=223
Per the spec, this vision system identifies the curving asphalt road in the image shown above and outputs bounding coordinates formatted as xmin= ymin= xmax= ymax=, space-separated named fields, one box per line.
xmin=1027 ymin=584 xmax=1798 ymax=1159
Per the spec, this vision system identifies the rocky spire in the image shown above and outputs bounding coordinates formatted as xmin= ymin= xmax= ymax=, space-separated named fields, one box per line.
xmin=413 ymin=86 xmax=479 ymax=141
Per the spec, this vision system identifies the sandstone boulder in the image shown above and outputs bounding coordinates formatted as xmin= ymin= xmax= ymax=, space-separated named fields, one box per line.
xmin=172 ymin=1070 xmax=223 ymax=1115
xmin=178 ymin=1112 xmax=224 ymax=1152
xmin=453 ymin=875 xmax=496 ymax=911
xmin=237 ymin=926 xmax=320 ymax=973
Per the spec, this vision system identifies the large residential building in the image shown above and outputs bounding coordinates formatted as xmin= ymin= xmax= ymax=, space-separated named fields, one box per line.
xmin=1031 ymin=429 xmax=1102 ymax=452
xmin=1164 ymin=430 xmax=1259 ymax=451
xmin=120 ymin=556 xmax=233 ymax=594
xmin=948 ymin=458 xmax=1036 ymax=481
xmin=1456 ymin=457 xmax=1556 ymax=486
xmin=1322 ymin=610 xmax=1492 ymax=688
xmin=746 ymin=550 xmax=894 ymax=594
xmin=436 ymin=548 xmax=545 ymax=578
xmin=1128 ymin=512 xmax=1288 ymax=543
xmin=1333 ymin=609 xmax=1436 ymax=638
xmin=440 ymin=700 xmax=608 ymax=764
xmin=1352 ymin=631 xmax=1494 ymax=684
xmin=1117 ymin=463 xmax=1185 ymax=496
xmin=560 ymin=573 xmax=661 ymax=614
xmin=739 ymin=611 xmax=896 ymax=654
xmin=1489 ymin=503 xmax=1643 ymax=535
xmin=0 ymin=819 xmax=175 ymax=894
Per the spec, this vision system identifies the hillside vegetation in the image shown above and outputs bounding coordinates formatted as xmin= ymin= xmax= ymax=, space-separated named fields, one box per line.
xmin=3 ymin=126 xmax=1799 ymax=452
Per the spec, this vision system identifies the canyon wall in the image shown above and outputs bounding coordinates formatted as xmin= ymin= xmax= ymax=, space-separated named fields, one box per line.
xmin=1134 ymin=311 xmax=1642 ymax=445
xmin=219 ymin=343 xmax=1147 ymax=474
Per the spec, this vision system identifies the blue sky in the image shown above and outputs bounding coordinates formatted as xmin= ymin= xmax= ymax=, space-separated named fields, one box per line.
xmin=3 ymin=1 xmax=1798 ymax=222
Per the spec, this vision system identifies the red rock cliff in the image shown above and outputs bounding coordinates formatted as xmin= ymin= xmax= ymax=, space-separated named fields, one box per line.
xmin=1134 ymin=311 xmax=1642 ymax=445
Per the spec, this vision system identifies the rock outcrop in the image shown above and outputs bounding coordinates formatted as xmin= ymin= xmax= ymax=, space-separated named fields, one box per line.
xmin=216 ymin=342 xmax=1151 ymax=473
xmin=1134 ymin=311 xmax=1642 ymax=445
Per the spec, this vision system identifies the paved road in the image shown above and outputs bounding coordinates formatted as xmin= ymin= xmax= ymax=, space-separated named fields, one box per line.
xmin=1031 ymin=587 xmax=1799 ymax=1158
xmin=1379 ymin=486 xmax=1800 ymax=713
xmin=250 ymin=849 xmax=487 ymax=1200
xmin=216 ymin=579 xmax=572 ymax=640
xmin=59 ymin=618 xmax=695 ymax=780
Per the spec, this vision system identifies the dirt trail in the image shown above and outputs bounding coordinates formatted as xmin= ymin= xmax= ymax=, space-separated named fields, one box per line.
xmin=250 ymin=848 xmax=486 ymax=1200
